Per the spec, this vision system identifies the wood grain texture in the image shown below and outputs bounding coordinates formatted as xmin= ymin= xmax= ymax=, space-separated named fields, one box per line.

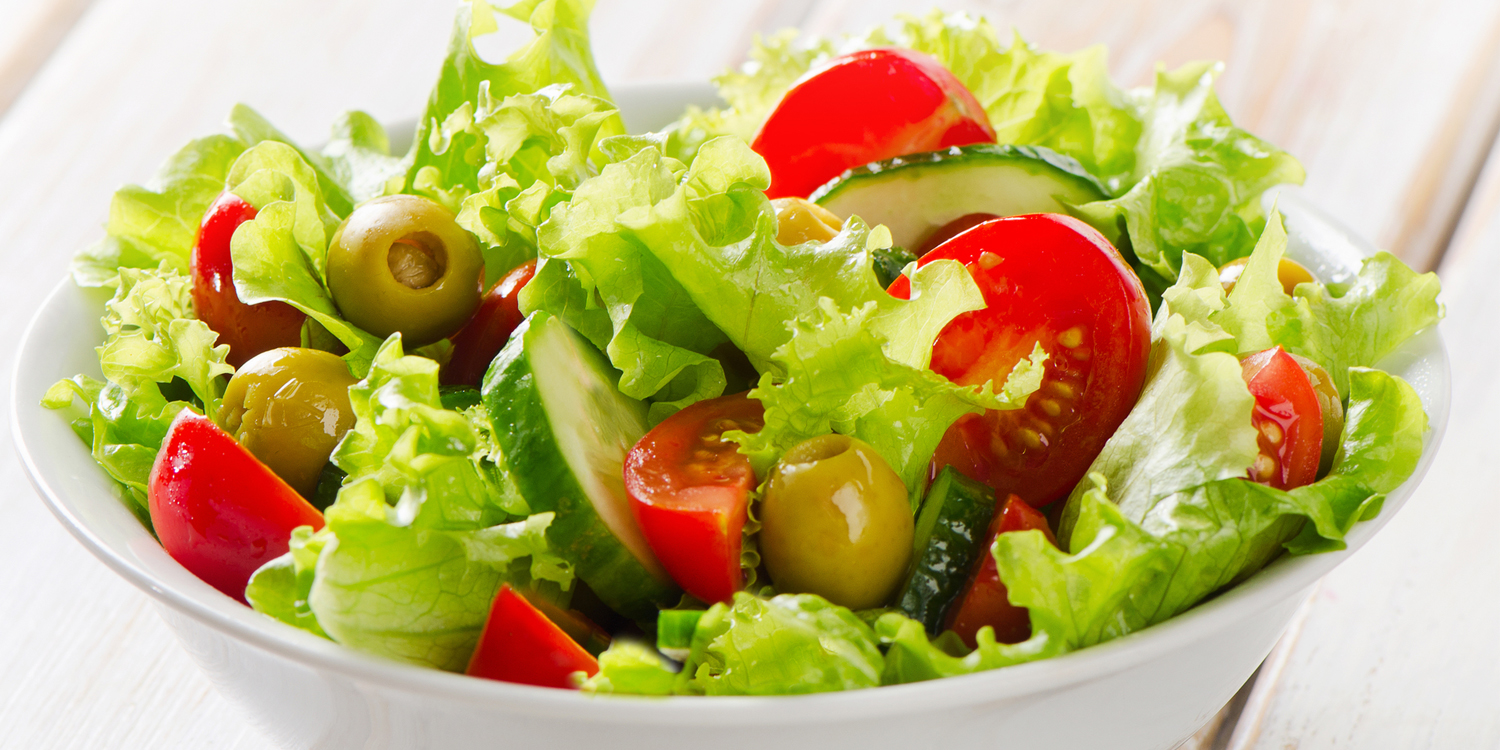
xmin=0 ymin=0 xmax=95 ymax=118
xmin=1224 ymin=101 xmax=1500 ymax=750
xmin=0 ymin=1 xmax=1491 ymax=748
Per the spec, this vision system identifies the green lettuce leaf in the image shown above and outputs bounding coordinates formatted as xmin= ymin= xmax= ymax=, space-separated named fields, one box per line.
xmin=227 ymin=104 xmax=356 ymax=217
xmin=226 ymin=141 xmax=382 ymax=373
xmin=245 ymin=525 xmax=331 ymax=639
xmin=320 ymin=110 xmax=406 ymax=205
xmin=73 ymin=135 xmax=247 ymax=286
xmin=404 ymin=0 xmax=618 ymax=208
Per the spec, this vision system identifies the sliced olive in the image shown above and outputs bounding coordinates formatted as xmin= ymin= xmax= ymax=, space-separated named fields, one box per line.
xmin=759 ymin=434 xmax=913 ymax=610
xmin=1288 ymin=353 xmax=1345 ymax=476
xmin=771 ymin=197 xmax=843 ymax=245
xmin=219 ymin=347 xmax=358 ymax=498
xmin=1219 ymin=256 xmax=1317 ymax=295
xmin=327 ymin=194 xmax=483 ymax=346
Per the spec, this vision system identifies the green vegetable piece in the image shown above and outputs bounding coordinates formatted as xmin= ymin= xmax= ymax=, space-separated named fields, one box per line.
xmin=438 ymin=385 xmax=483 ymax=411
xmin=897 ymin=467 xmax=998 ymax=635
xmin=656 ymin=610 xmax=705 ymax=660
xmin=871 ymin=245 xmax=917 ymax=288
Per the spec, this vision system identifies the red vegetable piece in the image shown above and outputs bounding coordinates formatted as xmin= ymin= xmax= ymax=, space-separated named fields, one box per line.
xmin=889 ymin=214 xmax=1153 ymax=508
xmin=190 ymin=191 xmax=305 ymax=367
xmin=946 ymin=494 xmax=1056 ymax=648
xmin=752 ymin=48 xmax=996 ymax=199
xmin=466 ymin=584 xmax=601 ymax=689
xmin=444 ymin=260 xmax=537 ymax=386
xmin=624 ymin=393 xmax=764 ymax=604
xmin=147 ymin=410 xmax=325 ymax=602
xmin=1241 ymin=346 xmax=1324 ymax=490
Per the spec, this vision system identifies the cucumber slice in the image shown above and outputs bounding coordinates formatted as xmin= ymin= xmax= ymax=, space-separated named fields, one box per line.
xmin=811 ymin=144 xmax=1108 ymax=250
xmin=656 ymin=609 xmax=705 ymax=662
xmin=482 ymin=312 xmax=677 ymax=620
xmin=896 ymin=467 xmax=998 ymax=635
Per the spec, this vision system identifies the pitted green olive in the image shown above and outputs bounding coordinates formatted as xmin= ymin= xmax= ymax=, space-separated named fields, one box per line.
xmin=759 ymin=434 xmax=913 ymax=610
xmin=219 ymin=347 xmax=358 ymax=498
xmin=326 ymin=194 xmax=482 ymax=346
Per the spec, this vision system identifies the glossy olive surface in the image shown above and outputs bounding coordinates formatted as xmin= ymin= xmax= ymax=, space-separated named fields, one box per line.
xmin=326 ymin=194 xmax=482 ymax=346
xmin=219 ymin=347 xmax=358 ymax=497
xmin=760 ymin=435 xmax=913 ymax=610
xmin=770 ymin=197 xmax=843 ymax=246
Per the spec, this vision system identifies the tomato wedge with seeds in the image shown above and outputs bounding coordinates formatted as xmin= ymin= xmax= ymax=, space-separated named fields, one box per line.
xmin=752 ymin=48 xmax=996 ymax=199
xmin=888 ymin=213 xmax=1152 ymax=507
xmin=148 ymin=410 xmax=325 ymax=602
xmin=946 ymin=494 xmax=1056 ymax=648
xmin=190 ymin=191 xmax=305 ymax=368
xmin=466 ymin=584 xmax=600 ymax=689
xmin=1241 ymin=346 xmax=1324 ymax=490
xmin=624 ymin=393 xmax=764 ymax=605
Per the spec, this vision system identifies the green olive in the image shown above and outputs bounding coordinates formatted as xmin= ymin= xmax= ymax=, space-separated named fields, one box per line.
xmin=326 ymin=194 xmax=483 ymax=346
xmin=1288 ymin=353 xmax=1345 ymax=477
xmin=771 ymin=197 xmax=843 ymax=246
xmin=219 ymin=347 xmax=358 ymax=497
xmin=759 ymin=434 xmax=913 ymax=610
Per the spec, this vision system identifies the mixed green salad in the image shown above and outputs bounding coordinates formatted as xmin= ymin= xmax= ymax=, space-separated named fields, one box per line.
xmin=43 ymin=0 xmax=1442 ymax=695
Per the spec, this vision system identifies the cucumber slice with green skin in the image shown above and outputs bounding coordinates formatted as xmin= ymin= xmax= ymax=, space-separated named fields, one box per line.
xmin=482 ymin=312 xmax=678 ymax=620
xmin=811 ymin=144 xmax=1108 ymax=251
xmin=896 ymin=467 xmax=998 ymax=636
xmin=656 ymin=609 xmax=705 ymax=662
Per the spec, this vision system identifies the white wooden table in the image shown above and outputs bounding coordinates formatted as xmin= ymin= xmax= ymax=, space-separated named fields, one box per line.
xmin=1 ymin=1 xmax=1496 ymax=747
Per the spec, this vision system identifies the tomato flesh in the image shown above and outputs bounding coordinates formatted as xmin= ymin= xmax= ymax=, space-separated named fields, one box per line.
xmin=1241 ymin=347 xmax=1324 ymax=490
xmin=190 ymin=191 xmax=305 ymax=368
xmin=466 ymin=584 xmax=600 ymax=689
xmin=624 ymin=393 xmax=764 ymax=604
xmin=444 ymin=260 xmax=537 ymax=386
xmin=752 ymin=48 xmax=996 ymax=199
xmin=888 ymin=214 xmax=1152 ymax=507
xmin=147 ymin=410 xmax=325 ymax=602
xmin=946 ymin=494 xmax=1056 ymax=648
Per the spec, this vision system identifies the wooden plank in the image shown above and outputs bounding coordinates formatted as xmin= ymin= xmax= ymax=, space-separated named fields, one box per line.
xmin=0 ymin=0 xmax=95 ymax=119
xmin=1224 ymin=95 xmax=1500 ymax=750
xmin=796 ymin=0 xmax=1500 ymax=269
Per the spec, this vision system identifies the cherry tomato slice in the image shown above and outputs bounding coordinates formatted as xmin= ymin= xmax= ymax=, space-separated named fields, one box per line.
xmin=444 ymin=260 xmax=537 ymax=386
xmin=1241 ymin=346 xmax=1324 ymax=490
xmin=888 ymin=214 xmax=1153 ymax=507
xmin=946 ymin=494 xmax=1056 ymax=648
xmin=624 ymin=393 xmax=764 ymax=604
xmin=466 ymin=584 xmax=600 ymax=689
xmin=752 ymin=48 xmax=996 ymax=199
xmin=190 ymin=191 xmax=305 ymax=368
xmin=915 ymin=212 xmax=999 ymax=256
xmin=147 ymin=410 xmax=325 ymax=602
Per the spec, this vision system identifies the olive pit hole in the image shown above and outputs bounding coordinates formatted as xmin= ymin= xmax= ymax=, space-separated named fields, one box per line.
xmin=388 ymin=233 xmax=447 ymax=290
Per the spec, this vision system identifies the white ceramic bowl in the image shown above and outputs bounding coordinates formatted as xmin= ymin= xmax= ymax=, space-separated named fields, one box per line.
xmin=11 ymin=83 xmax=1450 ymax=750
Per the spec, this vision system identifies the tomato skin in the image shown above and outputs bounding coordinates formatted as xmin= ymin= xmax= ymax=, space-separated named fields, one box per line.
xmin=752 ymin=48 xmax=996 ymax=199
xmin=624 ymin=393 xmax=764 ymax=604
xmin=888 ymin=214 xmax=1152 ymax=507
xmin=1241 ymin=347 xmax=1324 ymax=490
xmin=915 ymin=212 xmax=1000 ymax=256
xmin=190 ymin=191 xmax=305 ymax=368
xmin=444 ymin=260 xmax=537 ymax=386
xmin=946 ymin=494 xmax=1056 ymax=648
xmin=147 ymin=410 xmax=325 ymax=602
xmin=466 ymin=584 xmax=600 ymax=689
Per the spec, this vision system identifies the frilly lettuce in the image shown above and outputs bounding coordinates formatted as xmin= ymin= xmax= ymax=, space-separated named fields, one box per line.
xmin=43 ymin=267 xmax=234 ymax=528
xmin=248 ymin=336 xmax=568 ymax=670
xmin=589 ymin=593 xmax=884 ymax=696
xmin=404 ymin=0 xmax=619 ymax=209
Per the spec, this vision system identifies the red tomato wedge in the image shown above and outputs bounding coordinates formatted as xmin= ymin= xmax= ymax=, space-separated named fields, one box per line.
xmin=466 ymin=584 xmax=600 ymax=689
xmin=444 ymin=260 xmax=537 ymax=386
xmin=888 ymin=214 xmax=1152 ymax=507
xmin=752 ymin=48 xmax=996 ymax=199
xmin=946 ymin=494 xmax=1056 ymax=648
xmin=1241 ymin=346 xmax=1324 ymax=490
xmin=147 ymin=410 xmax=325 ymax=602
xmin=624 ymin=393 xmax=764 ymax=604
xmin=190 ymin=191 xmax=305 ymax=368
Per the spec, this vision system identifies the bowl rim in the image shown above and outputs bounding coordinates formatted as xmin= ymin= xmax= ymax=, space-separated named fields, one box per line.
xmin=9 ymin=84 xmax=1452 ymax=724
